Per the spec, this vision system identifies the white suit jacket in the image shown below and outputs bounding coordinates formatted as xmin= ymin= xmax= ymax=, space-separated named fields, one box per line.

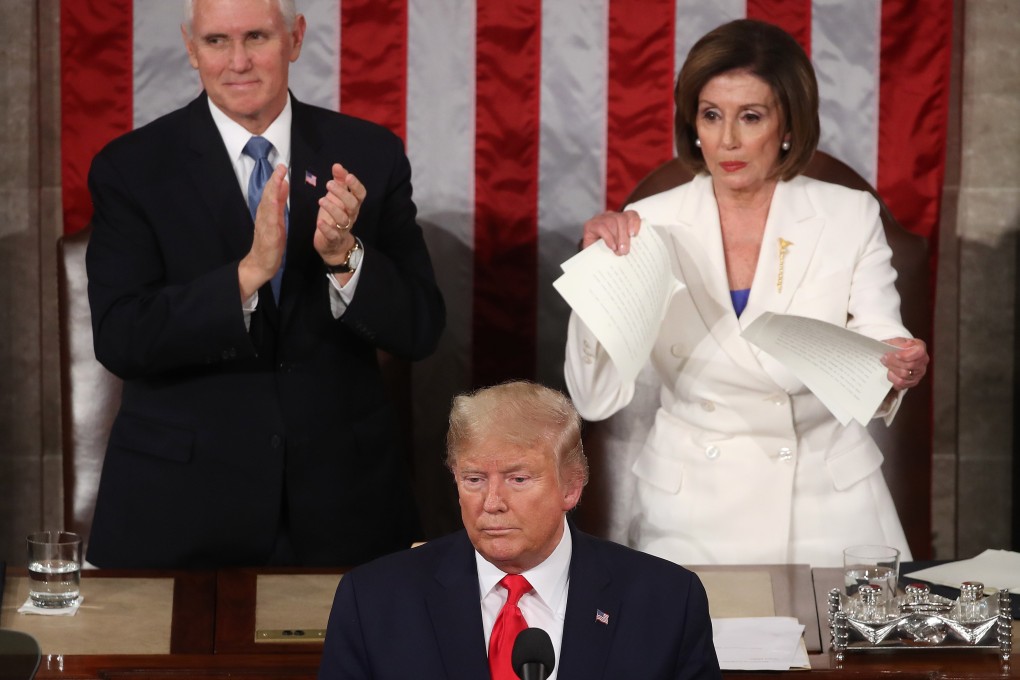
xmin=565 ymin=174 xmax=913 ymax=567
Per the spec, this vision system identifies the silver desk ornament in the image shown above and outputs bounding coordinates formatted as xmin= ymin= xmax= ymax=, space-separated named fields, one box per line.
xmin=828 ymin=582 xmax=1012 ymax=663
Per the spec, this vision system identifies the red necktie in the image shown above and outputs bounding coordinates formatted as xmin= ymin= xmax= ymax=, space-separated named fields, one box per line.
xmin=488 ymin=574 xmax=533 ymax=680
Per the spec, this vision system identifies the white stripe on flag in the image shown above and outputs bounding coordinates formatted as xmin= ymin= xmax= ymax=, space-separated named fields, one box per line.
xmin=674 ymin=0 xmax=744 ymax=72
xmin=406 ymin=0 xmax=476 ymax=446
xmin=134 ymin=0 xmax=198 ymax=128
xmin=536 ymin=0 xmax=609 ymax=388
xmin=812 ymin=0 xmax=881 ymax=184
xmin=291 ymin=0 xmax=340 ymax=110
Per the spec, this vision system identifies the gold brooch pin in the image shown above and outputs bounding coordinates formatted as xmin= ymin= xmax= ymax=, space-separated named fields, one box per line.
xmin=777 ymin=238 xmax=793 ymax=292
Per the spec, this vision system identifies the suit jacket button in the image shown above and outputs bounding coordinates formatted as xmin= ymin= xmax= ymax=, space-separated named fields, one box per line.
xmin=705 ymin=445 xmax=720 ymax=460
xmin=778 ymin=447 xmax=793 ymax=461
xmin=671 ymin=343 xmax=684 ymax=358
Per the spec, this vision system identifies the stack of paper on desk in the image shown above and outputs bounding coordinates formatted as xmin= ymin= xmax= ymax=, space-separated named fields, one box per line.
xmin=904 ymin=549 xmax=1020 ymax=591
xmin=552 ymin=223 xmax=684 ymax=385
xmin=712 ymin=617 xmax=810 ymax=671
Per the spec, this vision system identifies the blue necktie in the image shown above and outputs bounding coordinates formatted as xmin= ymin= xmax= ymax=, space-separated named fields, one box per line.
xmin=243 ymin=136 xmax=286 ymax=302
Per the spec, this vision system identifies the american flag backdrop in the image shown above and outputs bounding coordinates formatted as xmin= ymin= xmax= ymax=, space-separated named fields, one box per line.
xmin=60 ymin=0 xmax=952 ymax=511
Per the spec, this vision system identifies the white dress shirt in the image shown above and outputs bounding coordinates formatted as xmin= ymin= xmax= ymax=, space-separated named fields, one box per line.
xmin=475 ymin=518 xmax=571 ymax=680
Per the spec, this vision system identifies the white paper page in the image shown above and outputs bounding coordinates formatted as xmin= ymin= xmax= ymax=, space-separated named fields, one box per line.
xmin=904 ymin=549 xmax=1020 ymax=591
xmin=712 ymin=617 xmax=809 ymax=671
xmin=553 ymin=224 xmax=684 ymax=384
xmin=742 ymin=312 xmax=893 ymax=426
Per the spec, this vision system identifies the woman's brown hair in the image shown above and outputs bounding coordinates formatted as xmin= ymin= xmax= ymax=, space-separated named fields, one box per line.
xmin=675 ymin=19 xmax=819 ymax=180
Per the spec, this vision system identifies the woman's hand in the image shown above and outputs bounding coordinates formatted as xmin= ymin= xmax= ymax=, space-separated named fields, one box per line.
xmin=582 ymin=210 xmax=642 ymax=254
xmin=881 ymin=337 xmax=929 ymax=391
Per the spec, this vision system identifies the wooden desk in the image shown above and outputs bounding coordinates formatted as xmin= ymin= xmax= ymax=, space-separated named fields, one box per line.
xmin=1 ymin=568 xmax=324 ymax=679
xmin=2 ymin=566 xmax=1016 ymax=678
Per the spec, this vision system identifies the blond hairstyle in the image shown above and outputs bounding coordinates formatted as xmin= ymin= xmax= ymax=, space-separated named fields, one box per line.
xmin=674 ymin=19 xmax=819 ymax=181
xmin=446 ymin=381 xmax=588 ymax=488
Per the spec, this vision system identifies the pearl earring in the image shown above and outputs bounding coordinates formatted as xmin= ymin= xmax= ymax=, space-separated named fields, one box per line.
xmin=781 ymin=140 xmax=791 ymax=151
xmin=694 ymin=138 xmax=702 ymax=148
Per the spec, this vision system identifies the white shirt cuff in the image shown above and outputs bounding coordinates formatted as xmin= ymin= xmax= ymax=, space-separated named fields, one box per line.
xmin=242 ymin=290 xmax=258 ymax=331
xmin=327 ymin=249 xmax=365 ymax=318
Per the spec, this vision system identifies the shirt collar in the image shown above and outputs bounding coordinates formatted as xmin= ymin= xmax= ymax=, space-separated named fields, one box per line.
xmin=207 ymin=94 xmax=293 ymax=168
xmin=475 ymin=517 xmax=573 ymax=610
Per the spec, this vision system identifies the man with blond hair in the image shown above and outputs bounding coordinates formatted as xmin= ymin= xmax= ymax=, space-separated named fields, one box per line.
xmin=319 ymin=381 xmax=720 ymax=679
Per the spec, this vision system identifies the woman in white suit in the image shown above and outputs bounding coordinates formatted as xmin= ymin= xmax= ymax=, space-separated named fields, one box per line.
xmin=564 ymin=20 xmax=929 ymax=567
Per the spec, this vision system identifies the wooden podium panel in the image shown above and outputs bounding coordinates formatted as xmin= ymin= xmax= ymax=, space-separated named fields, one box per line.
xmin=0 ymin=569 xmax=214 ymax=657
xmin=3 ymin=577 xmax=174 ymax=655
xmin=215 ymin=568 xmax=344 ymax=655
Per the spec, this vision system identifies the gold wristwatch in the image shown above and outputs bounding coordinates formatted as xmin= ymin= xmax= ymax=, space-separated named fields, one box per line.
xmin=324 ymin=238 xmax=363 ymax=274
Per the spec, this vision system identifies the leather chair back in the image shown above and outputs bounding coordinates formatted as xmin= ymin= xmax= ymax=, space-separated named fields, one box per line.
xmin=58 ymin=226 xmax=122 ymax=557
xmin=573 ymin=151 xmax=934 ymax=559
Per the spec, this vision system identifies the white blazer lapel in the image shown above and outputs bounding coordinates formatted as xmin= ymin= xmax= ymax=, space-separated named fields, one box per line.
xmin=661 ymin=175 xmax=762 ymax=373
xmin=741 ymin=176 xmax=824 ymax=326
xmin=740 ymin=177 xmax=825 ymax=391
xmin=664 ymin=175 xmax=732 ymax=329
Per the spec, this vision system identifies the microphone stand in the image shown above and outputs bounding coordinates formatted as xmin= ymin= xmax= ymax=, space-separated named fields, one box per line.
xmin=520 ymin=662 xmax=550 ymax=680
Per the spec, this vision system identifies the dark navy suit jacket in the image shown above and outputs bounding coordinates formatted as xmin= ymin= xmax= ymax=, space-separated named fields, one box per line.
xmin=318 ymin=523 xmax=721 ymax=679
xmin=85 ymin=93 xmax=445 ymax=568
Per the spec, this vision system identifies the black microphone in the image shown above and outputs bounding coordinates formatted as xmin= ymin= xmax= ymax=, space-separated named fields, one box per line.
xmin=511 ymin=627 xmax=556 ymax=680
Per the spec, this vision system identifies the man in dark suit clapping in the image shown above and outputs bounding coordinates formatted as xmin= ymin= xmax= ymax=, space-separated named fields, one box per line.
xmin=85 ymin=0 xmax=445 ymax=569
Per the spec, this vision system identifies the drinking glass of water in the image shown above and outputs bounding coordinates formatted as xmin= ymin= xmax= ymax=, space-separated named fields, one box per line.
xmin=843 ymin=544 xmax=899 ymax=607
xmin=27 ymin=531 xmax=82 ymax=608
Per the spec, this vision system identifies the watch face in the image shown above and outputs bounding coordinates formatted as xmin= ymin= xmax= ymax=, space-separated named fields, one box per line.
xmin=348 ymin=243 xmax=364 ymax=271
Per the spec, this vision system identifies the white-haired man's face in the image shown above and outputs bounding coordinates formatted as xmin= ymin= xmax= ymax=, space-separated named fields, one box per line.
xmin=181 ymin=0 xmax=305 ymax=134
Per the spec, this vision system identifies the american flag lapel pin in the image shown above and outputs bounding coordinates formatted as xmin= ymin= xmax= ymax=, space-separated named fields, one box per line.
xmin=305 ymin=171 xmax=317 ymax=187
xmin=595 ymin=609 xmax=609 ymax=625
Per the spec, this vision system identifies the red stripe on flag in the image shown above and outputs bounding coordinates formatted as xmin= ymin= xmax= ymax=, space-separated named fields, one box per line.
xmin=60 ymin=0 xmax=134 ymax=234
xmin=605 ymin=0 xmax=676 ymax=210
xmin=746 ymin=0 xmax=812 ymax=56
xmin=339 ymin=0 xmax=408 ymax=140
xmin=877 ymin=2 xmax=952 ymax=238
xmin=473 ymin=0 xmax=542 ymax=385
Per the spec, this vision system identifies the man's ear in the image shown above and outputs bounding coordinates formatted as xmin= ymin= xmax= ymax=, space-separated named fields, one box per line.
xmin=288 ymin=14 xmax=307 ymax=63
xmin=561 ymin=478 xmax=583 ymax=512
xmin=181 ymin=25 xmax=199 ymax=69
